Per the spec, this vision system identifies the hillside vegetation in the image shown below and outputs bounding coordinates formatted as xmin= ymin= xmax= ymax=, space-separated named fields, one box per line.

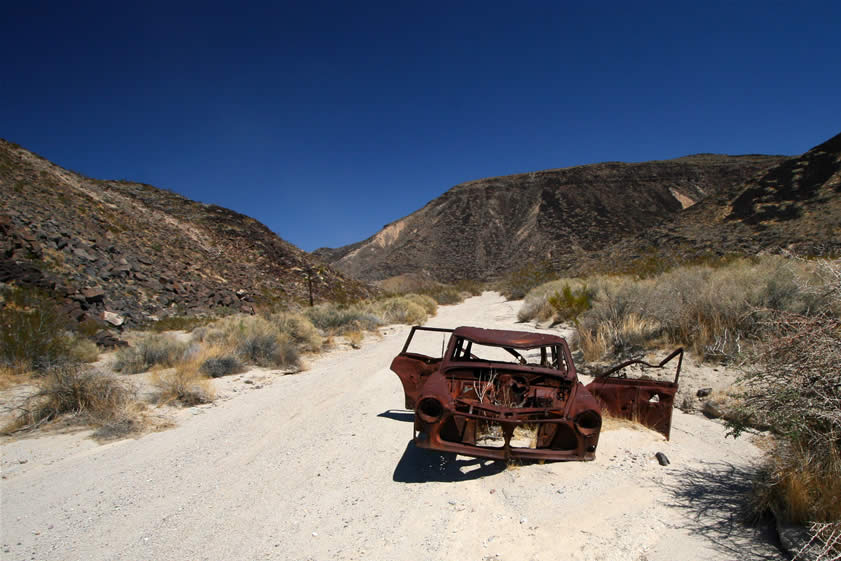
xmin=519 ymin=255 xmax=841 ymax=557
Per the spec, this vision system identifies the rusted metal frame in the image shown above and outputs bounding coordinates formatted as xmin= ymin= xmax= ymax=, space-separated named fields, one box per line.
xmin=415 ymin=416 xmax=591 ymax=461
xmin=596 ymin=347 xmax=684 ymax=385
xmin=400 ymin=326 xmax=454 ymax=354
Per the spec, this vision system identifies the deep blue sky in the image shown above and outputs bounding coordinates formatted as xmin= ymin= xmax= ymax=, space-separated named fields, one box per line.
xmin=2 ymin=2 xmax=839 ymax=251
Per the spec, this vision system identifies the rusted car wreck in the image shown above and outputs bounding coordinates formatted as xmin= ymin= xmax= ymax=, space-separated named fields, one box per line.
xmin=391 ymin=326 xmax=681 ymax=462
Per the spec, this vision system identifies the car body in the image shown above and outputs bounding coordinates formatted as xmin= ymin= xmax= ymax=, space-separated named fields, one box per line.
xmin=391 ymin=326 xmax=681 ymax=462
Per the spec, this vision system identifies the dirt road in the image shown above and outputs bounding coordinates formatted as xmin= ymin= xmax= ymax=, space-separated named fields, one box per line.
xmin=1 ymin=293 xmax=784 ymax=560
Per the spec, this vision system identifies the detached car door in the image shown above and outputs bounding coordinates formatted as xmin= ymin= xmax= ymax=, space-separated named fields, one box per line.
xmin=585 ymin=348 xmax=682 ymax=440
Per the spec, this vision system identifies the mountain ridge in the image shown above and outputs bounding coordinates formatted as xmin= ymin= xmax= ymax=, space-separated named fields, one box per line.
xmin=314 ymin=153 xmax=787 ymax=281
xmin=0 ymin=139 xmax=371 ymax=327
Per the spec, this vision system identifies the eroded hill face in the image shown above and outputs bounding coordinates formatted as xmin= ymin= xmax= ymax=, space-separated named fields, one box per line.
xmin=597 ymin=132 xmax=841 ymax=269
xmin=0 ymin=140 xmax=371 ymax=326
xmin=315 ymin=154 xmax=785 ymax=282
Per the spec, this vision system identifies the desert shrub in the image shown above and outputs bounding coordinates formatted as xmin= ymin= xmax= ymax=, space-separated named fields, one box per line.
xmin=377 ymin=273 xmax=438 ymax=294
xmin=3 ymin=364 xmax=137 ymax=433
xmin=498 ymin=261 xmax=558 ymax=300
xmin=521 ymin=256 xmax=831 ymax=360
xmin=452 ymin=279 xmax=485 ymax=296
xmin=0 ymin=285 xmax=73 ymax=370
xmin=548 ymin=283 xmax=593 ymax=324
xmin=727 ymin=259 xmax=841 ymax=557
xmin=371 ymin=296 xmax=428 ymax=325
xmin=209 ymin=315 xmax=300 ymax=368
xmin=199 ymin=354 xmax=244 ymax=378
xmin=113 ymin=334 xmax=189 ymax=373
xmin=151 ymin=363 xmax=215 ymax=406
xmin=304 ymin=304 xmax=382 ymax=332
xmin=69 ymin=338 xmax=100 ymax=363
xmin=269 ymin=312 xmax=323 ymax=352
xmin=402 ymin=293 xmax=438 ymax=315
xmin=420 ymin=286 xmax=463 ymax=305
xmin=346 ymin=330 xmax=364 ymax=349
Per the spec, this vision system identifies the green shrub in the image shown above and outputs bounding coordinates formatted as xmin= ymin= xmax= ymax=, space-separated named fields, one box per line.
xmin=304 ymin=304 xmax=382 ymax=332
xmin=113 ymin=334 xmax=189 ymax=373
xmin=199 ymin=355 xmax=244 ymax=378
xmin=0 ymin=285 xmax=73 ymax=370
xmin=69 ymin=338 xmax=100 ymax=363
xmin=548 ymin=284 xmax=592 ymax=325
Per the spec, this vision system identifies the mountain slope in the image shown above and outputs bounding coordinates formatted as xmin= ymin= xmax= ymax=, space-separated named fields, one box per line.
xmin=0 ymin=139 xmax=371 ymax=326
xmin=315 ymin=154 xmax=785 ymax=281
xmin=597 ymin=131 xmax=841 ymax=269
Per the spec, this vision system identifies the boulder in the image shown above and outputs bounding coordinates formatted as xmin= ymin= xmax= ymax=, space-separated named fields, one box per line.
xmin=82 ymin=286 xmax=105 ymax=302
xmin=102 ymin=310 xmax=124 ymax=327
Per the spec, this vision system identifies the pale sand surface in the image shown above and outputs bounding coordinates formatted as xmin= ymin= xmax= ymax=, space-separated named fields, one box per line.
xmin=0 ymin=292 xmax=783 ymax=561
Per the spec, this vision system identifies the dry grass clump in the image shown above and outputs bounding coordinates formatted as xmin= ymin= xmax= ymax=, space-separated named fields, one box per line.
xmin=346 ymin=330 xmax=364 ymax=349
xmin=201 ymin=315 xmax=300 ymax=369
xmin=113 ymin=333 xmax=190 ymax=373
xmin=268 ymin=312 xmax=323 ymax=352
xmin=402 ymin=293 xmax=438 ymax=316
xmin=370 ymin=296 xmax=429 ymax=325
xmin=418 ymin=286 xmax=462 ymax=305
xmin=2 ymin=364 xmax=140 ymax=434
xmin=520 ymin=255 xmax=831 ymax=361
xmin=379 ymin=274 xmax=481 ymax=305
xmin=150 ymin=362 xmax=215 ymax=406
xmin=304 ymin=304 xmax=382 ymax=333
xmin=68 ymin=338 xmax=100 ymax=363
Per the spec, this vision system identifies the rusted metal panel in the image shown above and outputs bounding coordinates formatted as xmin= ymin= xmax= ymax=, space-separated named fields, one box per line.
xmin=391 ymin=326 xmax=602 ymax=462
xmin=585 ymin=348 xmax=683 ymax=440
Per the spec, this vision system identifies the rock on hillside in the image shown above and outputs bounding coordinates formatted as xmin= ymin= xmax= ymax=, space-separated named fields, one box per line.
xmin=597 ymin=131 xmax=841 ymax=269
xmin=314 ymin=154 xmax=784 ymax=282
xmin=0 ymin=139 xmax=371 ymax=326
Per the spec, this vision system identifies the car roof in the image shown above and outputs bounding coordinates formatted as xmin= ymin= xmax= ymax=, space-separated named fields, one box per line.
xmin=452 ymin=326 xmax=566 ymax=349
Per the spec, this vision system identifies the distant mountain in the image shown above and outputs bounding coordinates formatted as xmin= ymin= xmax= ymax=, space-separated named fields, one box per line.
xmin=314 ymin=153 xmax=786 ymax=281
xmin=0 ymin=139 xmax=371 ymax=326
xmin=596 ymin=131 xmax=841 ymax=269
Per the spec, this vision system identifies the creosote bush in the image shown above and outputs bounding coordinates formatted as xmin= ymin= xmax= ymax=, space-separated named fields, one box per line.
xmin=196 ymin=315 xmax=300 ymax=369
xmin=0 ymin=285 xmax=74 ymax=370
xmin=113 ymin=334 xmax=189 ymax=373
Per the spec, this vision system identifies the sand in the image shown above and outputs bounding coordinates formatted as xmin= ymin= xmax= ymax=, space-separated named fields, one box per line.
xmin=0 ymin=292 xmax=783 ymax=560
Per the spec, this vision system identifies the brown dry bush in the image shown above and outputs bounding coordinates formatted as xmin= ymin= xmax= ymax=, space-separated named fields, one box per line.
xmin=2 ymin=364 xmax=140 ymax=434
xmin=150 ymin=355 xmax=215 ymax=406
xmin=728 ymin=258 xmax=841 ymax=558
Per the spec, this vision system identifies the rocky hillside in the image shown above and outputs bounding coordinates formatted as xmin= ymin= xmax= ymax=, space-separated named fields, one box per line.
xmin=595 ymin=131 xmax=841 ymax=271
xmin=0 ymin=139 xmax=371 ymax=327
xmin=314 ymin=154 xmax=785 ymax=281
